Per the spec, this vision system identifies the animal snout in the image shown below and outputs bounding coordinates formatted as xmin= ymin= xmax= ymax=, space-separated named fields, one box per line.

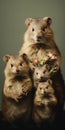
xmin=44 ymin=91 xmax=46 ymax=94
xmin=40 ymin=77 xmax=47 ymax=82
xmin=40 ymin=76 xmax=43 ymax=81
xmin=16 ymin=69 xmax=20 ymax=73
xmin=36 ymin=35 xmax=42 ymax=41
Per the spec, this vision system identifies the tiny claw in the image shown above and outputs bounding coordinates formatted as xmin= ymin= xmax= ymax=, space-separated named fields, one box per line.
xmin=18 ymin=94 xmax=23 ymax=99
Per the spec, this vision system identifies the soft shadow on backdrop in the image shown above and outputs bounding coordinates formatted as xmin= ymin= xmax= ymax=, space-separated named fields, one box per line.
xmin=0 ymin=0 xmax=65 ymax=109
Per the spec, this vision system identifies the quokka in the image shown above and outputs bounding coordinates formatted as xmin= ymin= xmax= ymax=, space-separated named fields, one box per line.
xmin=19 ymin=17 xmax=61 ymax=75
xmin=32 ymin=79 xmax=58 ymax=126
xmin=2 ymin=54 xmax=33 ymax=126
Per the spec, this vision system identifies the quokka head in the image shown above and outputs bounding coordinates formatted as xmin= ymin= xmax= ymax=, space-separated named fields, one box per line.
xmin=36 ymin=79 xmax=54 ymax=97
xmin=3 ymin=53 xmax=30 ymax=76
xmin=33 ymin=64 xmax=51 ymax=82
xmin=24 ymin=17 xmax=54 ymax=44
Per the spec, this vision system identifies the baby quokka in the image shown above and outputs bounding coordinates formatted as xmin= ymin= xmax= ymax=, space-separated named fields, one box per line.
xmin=32 ymin=79 xmax=58 ymax=126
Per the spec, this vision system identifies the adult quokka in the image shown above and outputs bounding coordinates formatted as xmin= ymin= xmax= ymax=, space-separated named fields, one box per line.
xmin=19 ymin=17 xmax=61 ymax=75
xmin=19 ymin=17 xmax=65 ymax=114
xmin=2 ymin=54 xmax=33 ymax=127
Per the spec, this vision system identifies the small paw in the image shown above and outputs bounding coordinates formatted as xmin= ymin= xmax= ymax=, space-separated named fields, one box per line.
xmin=12 ymin=94 xmax=23 ymax=102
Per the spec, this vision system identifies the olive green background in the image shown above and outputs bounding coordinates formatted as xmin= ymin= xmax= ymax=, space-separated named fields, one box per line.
xmin=0 ymin=0 xmax=65 ymax=109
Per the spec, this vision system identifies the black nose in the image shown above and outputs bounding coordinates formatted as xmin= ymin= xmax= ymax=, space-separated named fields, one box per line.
xmin=37 ymin=36 xmax=42 ymax=41
xmin=16 ymin=69 xmax=20 ymax=73
xmin=40 ymin=77 xmax=43 ymax=81
xmin=44 ymin=91 xmax=46 ymax=94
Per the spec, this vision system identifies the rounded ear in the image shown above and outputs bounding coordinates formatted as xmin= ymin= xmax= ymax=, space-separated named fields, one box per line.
xmin=25 ymin=18 xmax=33 ymax=26
xmin=47 ymin=79 xmax=52 ymax=84
xmin=3 ymin=55 xmax=10 ymax=62
xmin=43 ymin=17 xmax=52 ymax=26
xmin=22 ymin=53 xmax=29 ymax=64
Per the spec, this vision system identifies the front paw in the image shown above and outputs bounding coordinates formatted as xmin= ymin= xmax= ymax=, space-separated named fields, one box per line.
xmin=34 ymin=100 xmax=43 ymax=106
xmin=48 ymin=100 xmax=57 ymax=106
xmin=12 ymin=94 xmax=23 ymax=102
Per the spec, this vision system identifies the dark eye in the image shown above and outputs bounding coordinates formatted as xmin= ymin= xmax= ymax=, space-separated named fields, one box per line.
xmin=40 ymin=87 xmax=42 ymax=90
xmin=19 ymin=63 xmax=23 ymax=66
xmin=42 ymin=26 xmax=47 ymax=32
xmin=43 ymin=70 xmax=46 ymax=74
xmin=32 ymin=28 xmax=35 ymax=31
xmin=42 ymin=28 xmax=45 ymax=31
xmin=46 ymin=86 xmax=48 ymax=89
xmin=36 ymin=72 xmax=38 ymax=75
xmin=11 ymin=64 xmax=13 ymax=67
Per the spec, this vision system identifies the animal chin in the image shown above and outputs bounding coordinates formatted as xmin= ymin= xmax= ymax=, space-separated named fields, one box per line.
xmin=31 ymin=43 xmax=47 ymax=50
xmin=44 ymin=93 xmax=51 ymax=98
xmin=16 ymin=72 xmax=21 ymax=76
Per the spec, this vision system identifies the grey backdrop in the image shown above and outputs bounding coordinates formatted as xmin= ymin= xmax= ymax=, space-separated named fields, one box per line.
xmin=0 ymin=0 xmax=65 ymax=109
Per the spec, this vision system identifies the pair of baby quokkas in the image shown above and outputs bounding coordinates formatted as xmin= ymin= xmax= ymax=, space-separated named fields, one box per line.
xmin=2 ymin=17 xmax=65 ymax=127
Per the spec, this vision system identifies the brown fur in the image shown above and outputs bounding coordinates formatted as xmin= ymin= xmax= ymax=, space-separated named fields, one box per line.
xmin=51 ymin=70 xmax=65 ymax=108
xmin=2 ymin=54 xmax=33 ymax=124
xmin=19 ymin=17 xmax=65 ymax=116
xmin=33 ymin=66 xmax=65 ymax=108
xmin=19 ymin=17 xmax=61 ymax=74
xmin=33 ymin=64 xmax=53 ymax=87
xmin=32 ymin=79 xmax=57 ymax=126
